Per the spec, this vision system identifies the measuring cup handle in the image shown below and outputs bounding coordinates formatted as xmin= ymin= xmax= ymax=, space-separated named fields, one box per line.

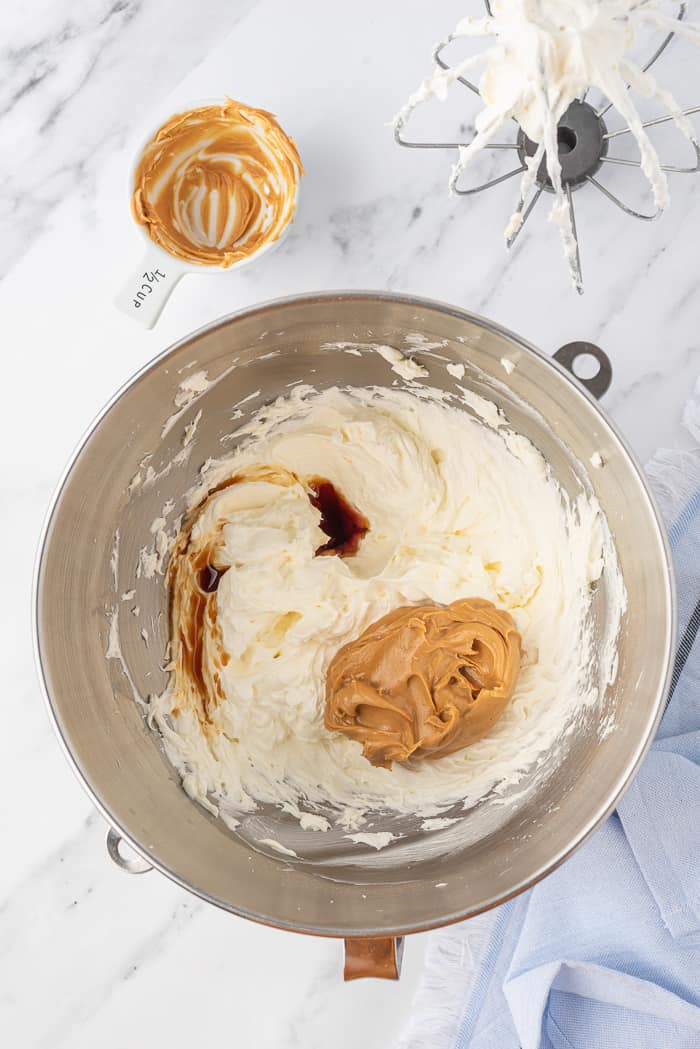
xmin=115 ymin=248 xmax=186 ymax=329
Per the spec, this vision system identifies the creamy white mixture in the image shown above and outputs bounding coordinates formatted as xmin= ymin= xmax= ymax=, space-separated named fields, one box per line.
xmin=394 ymin=0 xmax=700 ymax=288
xmin=150 ymin=383 xmax=624 ymax=837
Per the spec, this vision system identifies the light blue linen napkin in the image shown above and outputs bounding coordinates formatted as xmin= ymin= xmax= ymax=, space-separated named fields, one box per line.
xmin=398 ymin=398 xmax=700 ymax=1049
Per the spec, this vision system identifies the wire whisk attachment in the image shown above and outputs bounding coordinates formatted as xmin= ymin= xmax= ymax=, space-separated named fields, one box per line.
xmin=394 ymin=2 xmax=700 ymax=292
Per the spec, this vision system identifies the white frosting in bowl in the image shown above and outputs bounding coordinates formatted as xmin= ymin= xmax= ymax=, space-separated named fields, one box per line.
xmin=149 ymin=384 xmax=624 ymax=840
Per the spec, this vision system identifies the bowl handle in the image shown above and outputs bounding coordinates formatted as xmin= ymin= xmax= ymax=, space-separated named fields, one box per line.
xmin=106 ymin=827 xmax=153 ymax=874
xmin=343 ymin=936 xmax=404 ymax=980
xmin=553 ymin=342 xmax=612 ymax=400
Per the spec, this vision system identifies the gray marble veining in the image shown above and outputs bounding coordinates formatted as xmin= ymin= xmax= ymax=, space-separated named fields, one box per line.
xmin=0 ymin=0 xmax=253 ymax=276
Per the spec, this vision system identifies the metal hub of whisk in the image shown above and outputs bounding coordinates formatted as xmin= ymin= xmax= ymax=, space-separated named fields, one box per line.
xmin=517 ymin=101 xmax=609 ymax=191
xmin=395 ymin=2 xmax=700 ymax=290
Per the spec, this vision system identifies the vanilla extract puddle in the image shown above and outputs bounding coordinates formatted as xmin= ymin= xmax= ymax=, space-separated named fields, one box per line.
xmin=308 ymin=477 xmax=369 ymax=557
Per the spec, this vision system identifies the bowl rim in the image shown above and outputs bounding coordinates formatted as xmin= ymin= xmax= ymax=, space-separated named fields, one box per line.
xmin=32 ymin=289 xmax=677 ymax=937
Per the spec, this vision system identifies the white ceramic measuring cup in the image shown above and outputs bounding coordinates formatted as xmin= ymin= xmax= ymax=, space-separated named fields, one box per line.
xmin=115 ymin=99 xmax=300 ymax=329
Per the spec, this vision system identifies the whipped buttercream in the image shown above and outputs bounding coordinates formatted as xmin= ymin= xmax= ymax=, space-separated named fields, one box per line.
xmin=150 ymin=384 xmax=624 ymax=838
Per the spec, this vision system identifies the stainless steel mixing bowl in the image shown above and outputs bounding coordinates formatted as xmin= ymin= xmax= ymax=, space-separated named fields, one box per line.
xmin=35 ymin=292 xmax=674 ymax=974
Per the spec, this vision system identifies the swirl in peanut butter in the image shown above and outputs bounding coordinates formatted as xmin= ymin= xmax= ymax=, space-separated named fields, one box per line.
xmin=325 ymin=599 xmax=522 ymax=768
xmin=132 ymin=99 xmax=302 ymax=267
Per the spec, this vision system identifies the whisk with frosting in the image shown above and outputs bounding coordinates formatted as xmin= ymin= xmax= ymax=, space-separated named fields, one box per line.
xmin=394 ymin=1 xmax=700 ymax=291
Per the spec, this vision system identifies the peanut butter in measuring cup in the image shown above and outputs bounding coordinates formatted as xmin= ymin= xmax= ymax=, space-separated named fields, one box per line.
xmin=116 ymin=98 xmax=303 ymax=328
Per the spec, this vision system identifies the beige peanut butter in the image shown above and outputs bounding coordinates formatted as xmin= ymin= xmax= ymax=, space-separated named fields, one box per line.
xmin=132 ymin=99 xmax=302 ymax=267
xmin=325 ymin=598 xmax=522 ymax=769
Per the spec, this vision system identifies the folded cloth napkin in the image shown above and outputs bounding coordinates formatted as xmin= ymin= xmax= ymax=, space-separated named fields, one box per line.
xmin=397 ymin=385 xmax=700 ymax=1049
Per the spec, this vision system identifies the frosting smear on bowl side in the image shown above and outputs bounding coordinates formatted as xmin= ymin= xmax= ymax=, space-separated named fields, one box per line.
xmin=150 ymin=384 xmax=624 ymax=838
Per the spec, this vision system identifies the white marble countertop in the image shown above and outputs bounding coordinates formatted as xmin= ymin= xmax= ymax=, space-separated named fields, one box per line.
xmin=3 ymin=1 xmax=700 ymax=1045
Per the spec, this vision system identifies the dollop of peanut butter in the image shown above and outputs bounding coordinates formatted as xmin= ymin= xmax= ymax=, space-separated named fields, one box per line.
xmin=325 ymin=598 xmax=521 ymax=768
xmin=132 ymin=99 xmax=302 ymax=267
